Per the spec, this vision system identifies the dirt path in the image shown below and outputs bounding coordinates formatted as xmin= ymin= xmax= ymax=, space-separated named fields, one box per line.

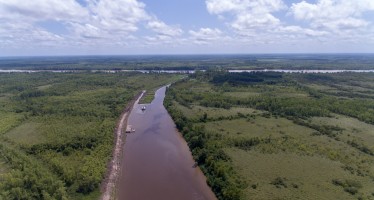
xmin=100 ymin=91 xmax=145 ymax=200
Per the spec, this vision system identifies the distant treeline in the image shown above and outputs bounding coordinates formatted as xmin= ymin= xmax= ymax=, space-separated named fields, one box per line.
xmin=211 ymin=72 xmax=283 ymax=85
xmin=1 ymin=54 xmax=374 ymax=70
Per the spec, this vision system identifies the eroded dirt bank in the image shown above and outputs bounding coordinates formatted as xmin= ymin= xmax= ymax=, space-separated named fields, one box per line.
xmin=100 ymin=91 xmax=145 ymax=200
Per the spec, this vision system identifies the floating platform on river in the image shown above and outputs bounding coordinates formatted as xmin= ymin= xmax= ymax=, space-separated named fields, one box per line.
xmin=126 ymin=125 xmax=135 ymax=133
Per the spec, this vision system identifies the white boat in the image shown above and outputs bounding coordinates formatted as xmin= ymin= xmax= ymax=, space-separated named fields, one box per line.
xmin=126 ymin=125 xmax=135 ymax=133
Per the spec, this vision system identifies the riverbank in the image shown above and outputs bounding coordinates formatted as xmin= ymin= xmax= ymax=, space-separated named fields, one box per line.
xmin=100 ymin=91 xmax=145 ymax=200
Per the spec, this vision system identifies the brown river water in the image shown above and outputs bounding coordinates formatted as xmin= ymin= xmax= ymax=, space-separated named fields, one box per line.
xmin=117 ymin=86 xmax=217 ymax=200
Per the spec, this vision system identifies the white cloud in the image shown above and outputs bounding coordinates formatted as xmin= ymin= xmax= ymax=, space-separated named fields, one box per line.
xmin=232 ymin=12 xmax=280 ymax=31
xmin=86 ymin=0 xmax=149 ymax=33
xmin=206 ymin=0 xmax=285 ymax=14
xmin=0 ymin=0 xmax=88 ymax=22
xmin=189 ymin=28 xmax=226 ymax=44
xmin=277 ymin=26 xmax=328 ymax=37
xmin=204 ymin=0 xmax=374 ymax=49
xmin=0 ymin=0 xmax=88 ymax=48
xmin=69 ymin=23 xmax=103 ymax=39
xmin=290 ymin=0 xmax=374 ymax=31
xmin=64 ymin=0 xmax=152 ymax=41
xmin=0 ymin=22 xmax=64 ymax=49
xmin=147 ymin=19 xmax=183 ymax=37
xmin=143 ymin=19 xmax=184 ymax=46
xmin=1 ymin=0 xmax=373 ymax=54
xmin=204 ymin=0 xmax=328 ymax=44
xmin=0 ymin=0 xmax=181 ymax=49
xmin=206 ymin=0 xmax=286 ymax=32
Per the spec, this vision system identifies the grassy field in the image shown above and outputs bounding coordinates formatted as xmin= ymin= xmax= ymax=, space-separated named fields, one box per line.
xmin=227 ymin=149 xmax=363 ymax=200
xmin=0 ymin=72 xmax=179 ymax=200
xmin=4 ymin=122 xmax=45 ymax=145
xmin=173 ymin=102 xmax=261 ymax=120
xmin=165 ymin=71 xmax=374 ymax=200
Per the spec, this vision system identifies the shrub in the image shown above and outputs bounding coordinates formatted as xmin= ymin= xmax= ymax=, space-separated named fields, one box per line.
xmin=271 ymin=177 xmax=287 ymax=188
xmin=332 ymin=179 xmax=362 ymax=195
xmin=344 ymin=187 xmax=358 ymax=195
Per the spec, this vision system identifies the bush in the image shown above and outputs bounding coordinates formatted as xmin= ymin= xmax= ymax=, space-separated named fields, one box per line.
xmin=344 ymin=187 xmax=358 ymax=195
xmin=332 ymin=179 xmax=362 ymax=195
xmin=271 ymin=177 xmax=288 ymax=188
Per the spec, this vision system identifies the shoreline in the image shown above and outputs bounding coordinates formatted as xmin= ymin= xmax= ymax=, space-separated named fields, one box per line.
xmin=100 ymin=91 xmax=145 ymax=200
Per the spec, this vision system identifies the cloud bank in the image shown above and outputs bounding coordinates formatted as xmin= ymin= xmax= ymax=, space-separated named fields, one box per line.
xmin=0 ymin=0 xmax=373 ymax=55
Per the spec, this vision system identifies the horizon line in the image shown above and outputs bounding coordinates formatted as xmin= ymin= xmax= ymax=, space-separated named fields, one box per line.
xmin=1 ymin=52 xmax=374 ymax=58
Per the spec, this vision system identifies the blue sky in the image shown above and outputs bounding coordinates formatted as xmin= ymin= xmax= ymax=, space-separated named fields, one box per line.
xmin=0 ymin=0 xmax=373 ymax=56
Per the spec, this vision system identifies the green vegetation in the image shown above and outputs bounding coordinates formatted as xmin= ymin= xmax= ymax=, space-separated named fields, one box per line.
xmin=333 ymin=179 xmax=363 ymax=195
xmin=139 ymin=90 xmax=156 ymax=104
xmin=165 ymin=71 xmax=374 ymax=200
xmin=0 ymin=72 xmax=179 ymax=199
xmin=2 ymin=63 xmax=374 ymax=200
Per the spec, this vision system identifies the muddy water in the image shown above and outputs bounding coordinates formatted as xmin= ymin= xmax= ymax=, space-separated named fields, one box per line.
xmin=117 ymin=86 xmax=216 ymax=200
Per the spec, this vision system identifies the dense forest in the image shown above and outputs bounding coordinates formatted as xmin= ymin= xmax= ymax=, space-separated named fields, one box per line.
xmin=165 ymin=71 xmax=374 ymax=200
xmin=0 ymin=72 xmax=179 ymax=199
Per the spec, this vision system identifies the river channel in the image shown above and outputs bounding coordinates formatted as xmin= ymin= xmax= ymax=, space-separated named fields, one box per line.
xmin=117 ymin=86 xmax=216 ymax=200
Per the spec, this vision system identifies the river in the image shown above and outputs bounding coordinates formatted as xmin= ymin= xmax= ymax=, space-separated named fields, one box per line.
xmin=117 ymin=86 xmax=216 ymax=200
